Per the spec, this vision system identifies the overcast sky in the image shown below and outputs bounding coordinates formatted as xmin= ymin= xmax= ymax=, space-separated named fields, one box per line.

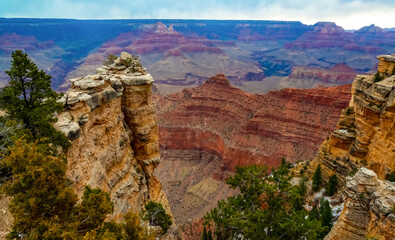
xmin=1 ymin=0 xmax=394 ymax=30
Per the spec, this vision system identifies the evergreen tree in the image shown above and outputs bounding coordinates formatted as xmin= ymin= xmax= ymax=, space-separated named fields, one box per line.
xmin=1 ymin=139 xmax=116 ymax=239
xmin=0 ymin=50 xmax=69 ymax=150
xmin=207 ymin=229 xmax=213 ymax=240
xmin=312 ymin=164 xmax=323 ymax=191
xmin=2 ymin=139 xmax=77 ymax=239
xmin=205 ymin=162 xmax=325 ymax=240
xmin=201 ymin=227 xmax=208 ymax=240
xmin=72 ymin=186 xmax=114 ymax=235
xmin=142 ymin=201 xmax=172 ymax=234
xmin=308 ymin=205 xmax=320 ymax=221
xmin=298 ymin=176 xmax=308 ymax=197
xmin=325 ymin=174 xmax=338 ymax=196
xmin=320 ymin=199 xmax=334 ymax=237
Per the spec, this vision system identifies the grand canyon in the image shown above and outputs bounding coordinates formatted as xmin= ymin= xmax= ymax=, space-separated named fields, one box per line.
xmin=0 ymin=16 xmax=394 ymax=240
xmin=1 ymin=19 xmax=395 ymax=93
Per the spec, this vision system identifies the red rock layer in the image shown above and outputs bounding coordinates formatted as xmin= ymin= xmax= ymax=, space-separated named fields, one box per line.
xmin=155 ymin=74 xmax=351 ymax=222
xmin=285 ymin=22 xmax=384 ymax=53
xmin=157 ymin=74 xmax=351 ymax=171
xmin=70 ymin=22 xmax=262 ymax=86
xmin=288 ymin=63 xmax=359 ymax=84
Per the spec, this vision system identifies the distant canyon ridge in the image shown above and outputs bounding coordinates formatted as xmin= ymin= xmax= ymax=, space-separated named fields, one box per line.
xmin=0 ymin=19 xmax=395 ymax=93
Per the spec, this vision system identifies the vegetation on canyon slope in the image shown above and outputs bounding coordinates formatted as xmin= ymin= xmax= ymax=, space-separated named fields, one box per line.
xmin=204 ymin=159 xmax=333 ymax=240
xmin=0 ymin=51 xmax=167 ymax=239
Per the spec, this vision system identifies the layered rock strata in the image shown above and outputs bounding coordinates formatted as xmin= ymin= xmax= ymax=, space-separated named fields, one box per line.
xmin=280 ymin=64 xmax=359 ymax=89
xmin=55 ymin=52 xmax=171 ymax=218
xmin=325 ymin=168 xmax=395 ymax=240
xmin=155 ymin=74 xmax=351 ymax=222
xmin=309 ymin=55 xmax=395 ymax=183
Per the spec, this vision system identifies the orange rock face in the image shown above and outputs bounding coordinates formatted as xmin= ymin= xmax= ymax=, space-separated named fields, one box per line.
xmin=155 ymin=74 xmax=351 ymax=222
xmin=55 ymin=52 xmax=171 ymax=219
xmin=309 ymin=58 xmax=395 ymax=183
xmin=306 ymin=56 xmax=395 ymax=240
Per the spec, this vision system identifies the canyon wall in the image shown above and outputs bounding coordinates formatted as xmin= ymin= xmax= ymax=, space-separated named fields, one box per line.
xmin=309 ymin=55 xmax=395 ymax=183
xmin=155 ymin=74 xmax=351 ymax=222
xmin=280 ymin=63 xmax=359 ymax=89
xmin=325 ymin=168 xmax=394 ymax=240
xmin=306 ymin=55 xmax=395 ymax=239
xmin=55 ymin=52 xmax=171 ymax=219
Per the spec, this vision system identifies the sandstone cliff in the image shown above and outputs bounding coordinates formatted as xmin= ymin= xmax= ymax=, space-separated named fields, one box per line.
xmin=155 ymin=74 xmax=351 ymax=222
xmin=305 ymin=55 xmax=395 ymax=239
xmin=55 ymin=52 xmax=171 ymax=219
xmin=309 ymin=55 xmax=395 ymax=183
xmin=325 ymin=168 xmax=394 ymax=240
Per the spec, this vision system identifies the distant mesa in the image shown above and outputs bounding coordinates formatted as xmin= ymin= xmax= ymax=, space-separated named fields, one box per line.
xmin=312 ymin=22 xmax=345 ymax=34
xmin=356 ymin=24 xmax=383 ymax=33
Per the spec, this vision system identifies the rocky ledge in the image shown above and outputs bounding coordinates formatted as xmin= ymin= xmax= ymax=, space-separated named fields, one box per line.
xmin=325 ymin=168 xmax=395 ymax=240
xmin=309 ymin=58 xmax=395 ymax=184
xmin=54 ymin=52 xmax=171 ymax=219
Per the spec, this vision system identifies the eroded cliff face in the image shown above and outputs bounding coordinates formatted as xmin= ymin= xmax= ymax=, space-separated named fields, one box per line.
xmin=155 ymin=74 xmax=351 ymax=222
xmin=325 ymin=168 xmax=395 ymax=240
xmin=306 ymin=55 xmax=395 ymax=239
xmin=55 ymin=52 xmax=171 ymax=219
xmin=309 ymin=55 xmax=395 ymax=183
xmin=280 ymin=63 xmax=359 ymax=89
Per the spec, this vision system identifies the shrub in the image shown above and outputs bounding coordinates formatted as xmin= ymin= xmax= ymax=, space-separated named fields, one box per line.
xmin=386 ymin=171 xmax=395 ymax=182
xmin=104 ymin=54 xmax=117 ymax=65
xmin=345 ymin=107 xmax=353 ymax=115
xmin=373 ymin=72 xmax=383 ymax=83
xmin=142 ymin=201 xmax=172 ymax=234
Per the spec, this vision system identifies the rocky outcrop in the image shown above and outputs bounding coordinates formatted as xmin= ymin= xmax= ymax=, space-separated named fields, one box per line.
xmin=309 ymin=55 xmax=395 ymax=183
xmin=377 ymin=54 xmax=395 ymax=75
xmin=55 ymin=52 xmax=171 ymax=219
xmin=280 ymin=64 xmax=359 ymax=89
xmin=155 ymin=74 xmax=351 ymax=222
xmin=325 ymin=168 xmax=395 ymax=240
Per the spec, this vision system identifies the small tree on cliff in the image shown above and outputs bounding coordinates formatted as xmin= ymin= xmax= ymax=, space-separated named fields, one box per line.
xmin=0 ymin=50 xmax=69 ymax=150
xmin=142 ymin=201 xmax=172 ymax=234
xmin=325 ymin=174 xmax=338 ymax=196
xmin=312 ymin=164 xmax=323 ymax=191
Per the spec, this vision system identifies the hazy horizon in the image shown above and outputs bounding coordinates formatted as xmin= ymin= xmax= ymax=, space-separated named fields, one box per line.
xmin=1 ymin=0 xmax=394 ymax=30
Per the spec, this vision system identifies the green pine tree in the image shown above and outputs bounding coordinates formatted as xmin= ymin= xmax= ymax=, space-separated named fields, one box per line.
xmin=201 ymin=227 xmax=208 ymax=240
xmin=308 ymin=205 xmax=320 ymax=221
xmin=312 ymin=164 xmax=323 ymax=191
xmin=0 ymin=50 xmax=70 ymax=150
xmin=207 ymin=229 xmax=213 ymax=240
xmin=2 ymin=139 xmax=118 ymax=239
xmin=298 ymin=176 xmax=308 ymax=197
xmin=205 ymin=163 xmax=325 ymax=240
xmin=325 ymin=174 xmax=338 ymax=196
xmin=320 ymin=199 xmax=334 ymax=237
